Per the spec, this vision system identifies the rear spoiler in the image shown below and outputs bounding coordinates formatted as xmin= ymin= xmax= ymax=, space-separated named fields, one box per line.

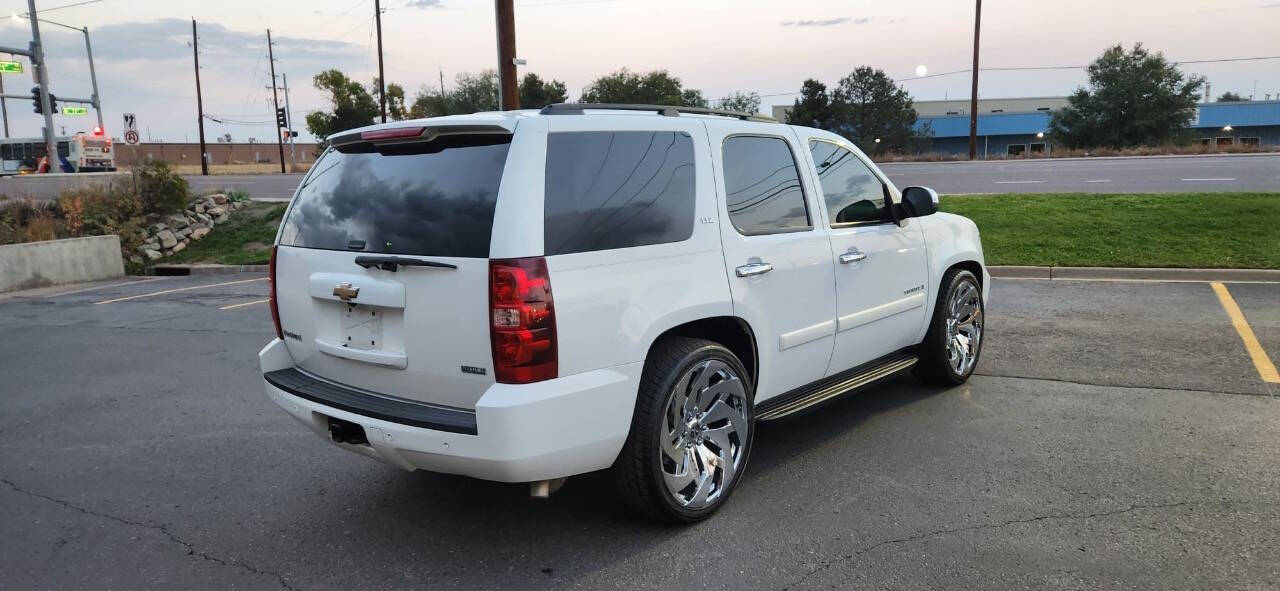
xmin=328 ymin=123 xmax=513 ymax=149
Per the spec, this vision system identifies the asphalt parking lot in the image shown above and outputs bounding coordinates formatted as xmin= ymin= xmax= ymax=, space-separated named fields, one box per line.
xmin=1 ymin=274 xmax=1277 ymax=589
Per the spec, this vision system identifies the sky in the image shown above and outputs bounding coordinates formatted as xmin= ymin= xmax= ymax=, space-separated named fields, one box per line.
xmin=0 ymin=0 xmax=1276 ymax=144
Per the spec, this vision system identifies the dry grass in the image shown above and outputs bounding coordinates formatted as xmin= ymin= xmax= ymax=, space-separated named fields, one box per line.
xmin=131 ymin=162 xmax=312 ymax=176
xmin=876 ymin=143 xmax=1279 ymax=163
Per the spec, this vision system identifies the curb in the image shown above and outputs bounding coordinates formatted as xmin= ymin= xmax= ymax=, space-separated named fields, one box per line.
xmin=990 ymin=266 xmax=1280 ymax=282
xmin=876 ymin=152 xmax=1280 ymax=166
xmin=151 ymin=264 xmax=268 ymax=276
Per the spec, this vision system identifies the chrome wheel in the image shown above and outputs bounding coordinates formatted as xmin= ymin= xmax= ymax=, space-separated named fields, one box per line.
xmin=945 ymin=279 xmax=983 ymax=376
xmin=659 ymin=359 xmax=750 ymax=510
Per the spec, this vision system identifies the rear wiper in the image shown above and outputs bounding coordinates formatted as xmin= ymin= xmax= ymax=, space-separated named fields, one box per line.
xmin=354 ymin=255 xmax=458 ymax=272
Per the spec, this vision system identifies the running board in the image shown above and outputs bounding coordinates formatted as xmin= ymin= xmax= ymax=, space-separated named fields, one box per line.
xmin=755 ymin=354 xmax=917 ymax=421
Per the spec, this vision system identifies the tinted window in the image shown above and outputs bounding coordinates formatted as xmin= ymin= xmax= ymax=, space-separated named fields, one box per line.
xmin=279 ymin=134 xmax=511 ymax=258
xmin=544 ymin=131 xmax=695 ymax=255
xmin=808 ymin=140 xmax=891 ymax=225
xmin=722 ymin=136 xmax=810 ymax=235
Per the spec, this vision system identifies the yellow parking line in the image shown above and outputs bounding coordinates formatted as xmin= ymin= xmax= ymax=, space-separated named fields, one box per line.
xmin=94 ymin=278 xmax=267 ymax=305
xmin=219 ymin=298 xmax=269 ymax=310
xmin=1211 ymin=282 xmax=1280 ymax=384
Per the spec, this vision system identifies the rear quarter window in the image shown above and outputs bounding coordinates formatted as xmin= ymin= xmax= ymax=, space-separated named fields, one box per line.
xmin=543 ymin=131 xmax=696 ymax=255
xmin=279 ymin=134 xmax=511 ymax=258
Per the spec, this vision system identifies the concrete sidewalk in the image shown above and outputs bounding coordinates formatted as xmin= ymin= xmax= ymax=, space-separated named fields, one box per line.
xmin=990 ymin=266 xmax=1280 ymax=282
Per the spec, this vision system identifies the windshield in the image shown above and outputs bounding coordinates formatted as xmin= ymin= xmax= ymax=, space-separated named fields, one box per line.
xmin=279 ymin=134 xmax=512 ymax=258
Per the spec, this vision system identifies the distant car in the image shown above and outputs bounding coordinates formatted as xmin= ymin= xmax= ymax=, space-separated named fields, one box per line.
xmin=259 ymin=104 xmax=989 ymax=522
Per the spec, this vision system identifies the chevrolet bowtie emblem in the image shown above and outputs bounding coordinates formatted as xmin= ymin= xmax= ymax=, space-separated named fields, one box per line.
xmin=333 ymin=282 xmax=360 ymax=302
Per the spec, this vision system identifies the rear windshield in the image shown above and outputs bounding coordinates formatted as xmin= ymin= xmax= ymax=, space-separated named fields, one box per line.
xmin=279 ymin=134 xmax=511 ymax=258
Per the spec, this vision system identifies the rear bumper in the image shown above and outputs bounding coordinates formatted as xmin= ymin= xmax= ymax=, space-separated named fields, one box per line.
xmin=258 ymin=339 xmax=641 ymax=482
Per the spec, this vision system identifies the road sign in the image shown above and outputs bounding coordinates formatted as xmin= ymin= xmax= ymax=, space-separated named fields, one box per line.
xmin=0 ymin=61 xmax=22 ymax=74
xmin=123 ymin=113 xmax=137 ymax=132
xmin=124 ymin=129 xmax=140 ymax=145
xmin=62 ymin=106 xmax=88 ymax=115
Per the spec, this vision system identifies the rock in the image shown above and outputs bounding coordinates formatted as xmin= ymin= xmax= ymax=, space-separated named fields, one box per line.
xmin=195 ymin=212 xmax=212 ymax=226
xmin=194 ymin=203 xmax=206 ymax=213
xmin=128 ymin=255 xmax=143 ymax=265
xmin=190 ymin=227 xmax=210 ymax=241
xmin=136 ymin=243 xmax=153 ymax=253
xmin=144 ymin=249 xmax=162 ymax=260
xmin=171 ymin=242 xmax=186 ymax=254
xmin=176 ymin=227 xmax=192 ymax=239
xmin=211 ymin=194 xmax=229 ymax=205
xmin=207 ymin=206 xmax=226 ymax=217
xmin=156 ymin=229 xmax=178 ymax=249
xmin=167 ymin=214 xmax=188 ymax=228
xmin=149 ymin=222 xmax=167 ymax=234
xmin=214 ymin=213 xmax=229 ymax=224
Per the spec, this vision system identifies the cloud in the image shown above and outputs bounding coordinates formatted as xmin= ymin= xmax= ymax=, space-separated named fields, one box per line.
xmin=780 ymin=17 xmax=869 ymax=27
xmin=37 ymin=18 xmax=363 ymax=64
xmin=1262 ymin=2 xmax=1280 ymax=7
xmin=406 ymin=0 xmax=444 ymax=7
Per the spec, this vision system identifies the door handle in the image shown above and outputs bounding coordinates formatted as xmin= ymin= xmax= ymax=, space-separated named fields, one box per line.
xmin=735 ymin=262 xmax=773 ymax=277
xmin=839 ymin=251 xmax=868 ymax=264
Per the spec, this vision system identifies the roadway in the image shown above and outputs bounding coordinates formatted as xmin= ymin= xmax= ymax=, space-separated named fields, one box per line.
xmin=178 ymin=154 xmax=1280 ymax=200
xmin=1 ymin=274 xmax=1278 ymax=588
xmin=879 ymin=153 xmax=1280 ymax=194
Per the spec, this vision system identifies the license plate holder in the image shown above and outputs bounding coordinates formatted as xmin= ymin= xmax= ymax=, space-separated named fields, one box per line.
xmin=342 ymin=305 xmax=383 ymax=350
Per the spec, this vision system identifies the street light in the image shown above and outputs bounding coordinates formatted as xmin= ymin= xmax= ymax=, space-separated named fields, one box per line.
xmin=1223 ymin=125 xmax=1233 ymax=132
xmin=1036 ymin=132 xmax=1045 ymax=139
xmin=10 ymin=12 xmax=104 ymax=131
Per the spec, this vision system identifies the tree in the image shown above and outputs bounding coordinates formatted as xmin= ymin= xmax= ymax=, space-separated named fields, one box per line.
xmin=785 ymin=71 xmax=926 ymax=155
xmin=410 ymin=70 xmax=500 ymax=117
xmin=716 ymin=91 xmax=761 ymax=114
xmin=580 ymin=69 xmax=707 ymax=107
xmin=305 ymin=69 xmax=378 ymax=140
xmin=372 ymin=78 xmax=409 ymax=120
xmin=1216 ymin=91 xmax=1249 ymax=102
xmin=1048 ymin=43 xmax=1204 ymax=149
xmin=519 ymin=73 xmax=568 ymax=109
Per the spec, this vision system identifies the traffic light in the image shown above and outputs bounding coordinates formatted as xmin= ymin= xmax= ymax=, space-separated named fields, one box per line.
xmin=30 ymin=86 xmax=58 ymax=114
xmin=275 ymin=107 xmax=288 ymax=129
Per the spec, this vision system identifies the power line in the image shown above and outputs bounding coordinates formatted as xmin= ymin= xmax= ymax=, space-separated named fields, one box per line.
xmin=34 ymin=0 xmax=104 ymax=14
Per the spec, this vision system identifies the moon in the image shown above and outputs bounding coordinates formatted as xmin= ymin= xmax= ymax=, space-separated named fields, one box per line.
xmin=915 ymin=65 xmax=928 ymax=77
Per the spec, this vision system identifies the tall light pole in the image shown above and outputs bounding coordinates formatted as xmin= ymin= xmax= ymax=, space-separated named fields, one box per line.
xmin=375 ymin=0 xmax=386 ymax=123
xmin=282 ymin=72 xmax=296 ymax=170
xmin=9 ymin=13 xmax=104 ymax=133
xmin=27 ymin=0 xmax=56 ymax=169
xmin=967 ymin=0 xmax=982 ymax=160
xmin=266 ymin=29 xmax=285 ymax=174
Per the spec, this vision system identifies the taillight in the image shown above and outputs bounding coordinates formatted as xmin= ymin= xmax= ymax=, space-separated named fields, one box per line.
xmin=268 ymin=245 xmax=283 ymax=340
xmin=489 ymin=257 xmax=557 ymax=384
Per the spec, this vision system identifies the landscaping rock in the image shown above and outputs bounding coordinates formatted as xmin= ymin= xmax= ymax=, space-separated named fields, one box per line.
xmin=171 ymin=242 xmax=186 ymax=254
xmin=207 ymin=206 xmax=226 ymax=217
xmin=214 ymin=213 xmax=229 ymax=224
xmin=149 ymin=222 xmax=167 ymax=234
xmin=194 ymin=203 xmax=206 ymax=213
xmin=190 ymin=227 xmax=210 ymax=241
xmin=211 ymin=194 xmax=228 ymax=205
xmin=144 ymin=249 xmax=162 ymax=260
xmin=167 ymin=214 xmax=188 ymax=228
xmin=195 ymin=212 xmax=212 ymax=226
xmin=176 ymin=227 xmax=192 ymax=239
xmin=156 ymin=230 xmax=177 ymax=249
xmin=129 ymin=255 xmax=143 ymax=265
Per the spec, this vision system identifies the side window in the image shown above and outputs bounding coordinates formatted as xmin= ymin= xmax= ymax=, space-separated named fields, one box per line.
xmin=809 ymin=140 xmax=892 ymax=226
xmin=722 ymin=136 xmax=810 ymax=235
xmin=544 ymin=131 xmax=696 ymax=255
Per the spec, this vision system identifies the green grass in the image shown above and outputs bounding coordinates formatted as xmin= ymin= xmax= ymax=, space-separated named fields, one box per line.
xmin=162 ymin=202 xmax=287 ymax=266
xmin=940 ymin=192 xmax=1280 ymax=268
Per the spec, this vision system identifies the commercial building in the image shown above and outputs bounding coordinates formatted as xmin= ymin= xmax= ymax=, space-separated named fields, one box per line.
xmin=110 ymin=141 xmax=321 ymax=167
xmin=771 ymin=98 xmax=1280 ymax=157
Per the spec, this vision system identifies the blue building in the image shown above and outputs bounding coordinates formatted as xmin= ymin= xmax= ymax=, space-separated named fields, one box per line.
xmin=913 ymin=99 xmax=1280 ymax=157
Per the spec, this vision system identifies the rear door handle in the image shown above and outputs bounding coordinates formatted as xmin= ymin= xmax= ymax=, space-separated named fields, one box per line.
xmin=735 ymin=262 xmax=773 ymax=277
xmin=839 ymin=251 xmax=868 ymax=264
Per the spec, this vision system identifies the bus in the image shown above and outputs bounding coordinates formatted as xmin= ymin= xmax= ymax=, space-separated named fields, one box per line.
xmin=0 ymin=128 xmax=116 ymax=175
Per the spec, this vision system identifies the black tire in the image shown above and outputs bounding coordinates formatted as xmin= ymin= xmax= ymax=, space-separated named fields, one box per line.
xmin=612 ymin=337 xmax=755 ymax=523
xmin=914 ymin=268 xmax=985 ymax=386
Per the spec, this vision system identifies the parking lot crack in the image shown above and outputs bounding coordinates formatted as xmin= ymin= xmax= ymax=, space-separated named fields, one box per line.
xmin=1 ymin=478 xmax=296 ymax=590
xmin=974 ymin=371 xmax=1276 ymax=398
xmin=783 ymin=501 xmax=1192 ymax=590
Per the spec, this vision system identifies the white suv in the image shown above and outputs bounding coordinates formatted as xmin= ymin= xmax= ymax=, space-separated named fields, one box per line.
xmin=259 ymin=104 xmax=988 ymax=522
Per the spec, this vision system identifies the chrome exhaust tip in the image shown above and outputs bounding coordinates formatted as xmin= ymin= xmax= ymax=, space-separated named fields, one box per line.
xmin=529 ymin=477 xmax=567 ymax=498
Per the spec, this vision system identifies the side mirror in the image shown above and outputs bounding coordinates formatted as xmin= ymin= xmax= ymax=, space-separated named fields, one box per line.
xmin=900 ymin=186 xmax=939 ymax=218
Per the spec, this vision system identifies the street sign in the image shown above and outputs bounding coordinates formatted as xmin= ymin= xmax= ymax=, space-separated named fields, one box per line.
xmin=0 ymin=61 xmax=22 ymax=74
xmin=62 ymin=106 xmax=88 ymax=115
xmin=123 ymin=113 xmax=137 ymax=132
xmin=124 ymin=129 xmax=140 ymax=145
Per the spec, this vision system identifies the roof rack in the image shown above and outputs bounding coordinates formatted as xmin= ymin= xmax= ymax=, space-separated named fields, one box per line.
xmin=539 ymin=103 xmax=777 ymax=123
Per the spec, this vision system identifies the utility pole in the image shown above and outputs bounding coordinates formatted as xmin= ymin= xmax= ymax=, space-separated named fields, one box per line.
xmin=438 ymin=67 xmax=445 ymax=97
xmin=494 ymin=0 xmax=518 ymax=110
xmin=967 ymin=0 xmax=982 ymax=160
xmin=0 ymin=64 xmax=8 ymax=138
xmin=282 ymin=73 xmax=296 ymax=171
xmin=375 ymin=0 xmax=386 ymax=123
xmin=192 ymin=19 xmax=208 ymax=175
xmin=266 ymin=29 xmax=286 ymax=174
xmin=82 ymin=26 xmax=103 ymax=131
xmin=28 ymin=0 xmax=56 ymax=171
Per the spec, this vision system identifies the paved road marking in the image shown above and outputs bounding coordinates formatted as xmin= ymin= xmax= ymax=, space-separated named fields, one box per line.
xmin=94 ymin=278 xmax=267 ymax=305
xmin=1084 ymin=179 xmax=1112 ymax=183
xmin=219 ymin=298 xmax=270 ymax=310
xmin=994 ymin=180 xmax=1045 ymax=184
xmin=1181 ymin=178 xmax=1235 ymax=181
xmin=1210 ymin=282 xmax=1280 ymax=384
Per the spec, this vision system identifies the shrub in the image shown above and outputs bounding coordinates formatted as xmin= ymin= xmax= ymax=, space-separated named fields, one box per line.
xmin=227 ymin=189 xmax=250 ymax=203
xmin=21 ymin=212 xmax=58 ymax=242
xmin=136 ymin=161 xmax=189 ymax=215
